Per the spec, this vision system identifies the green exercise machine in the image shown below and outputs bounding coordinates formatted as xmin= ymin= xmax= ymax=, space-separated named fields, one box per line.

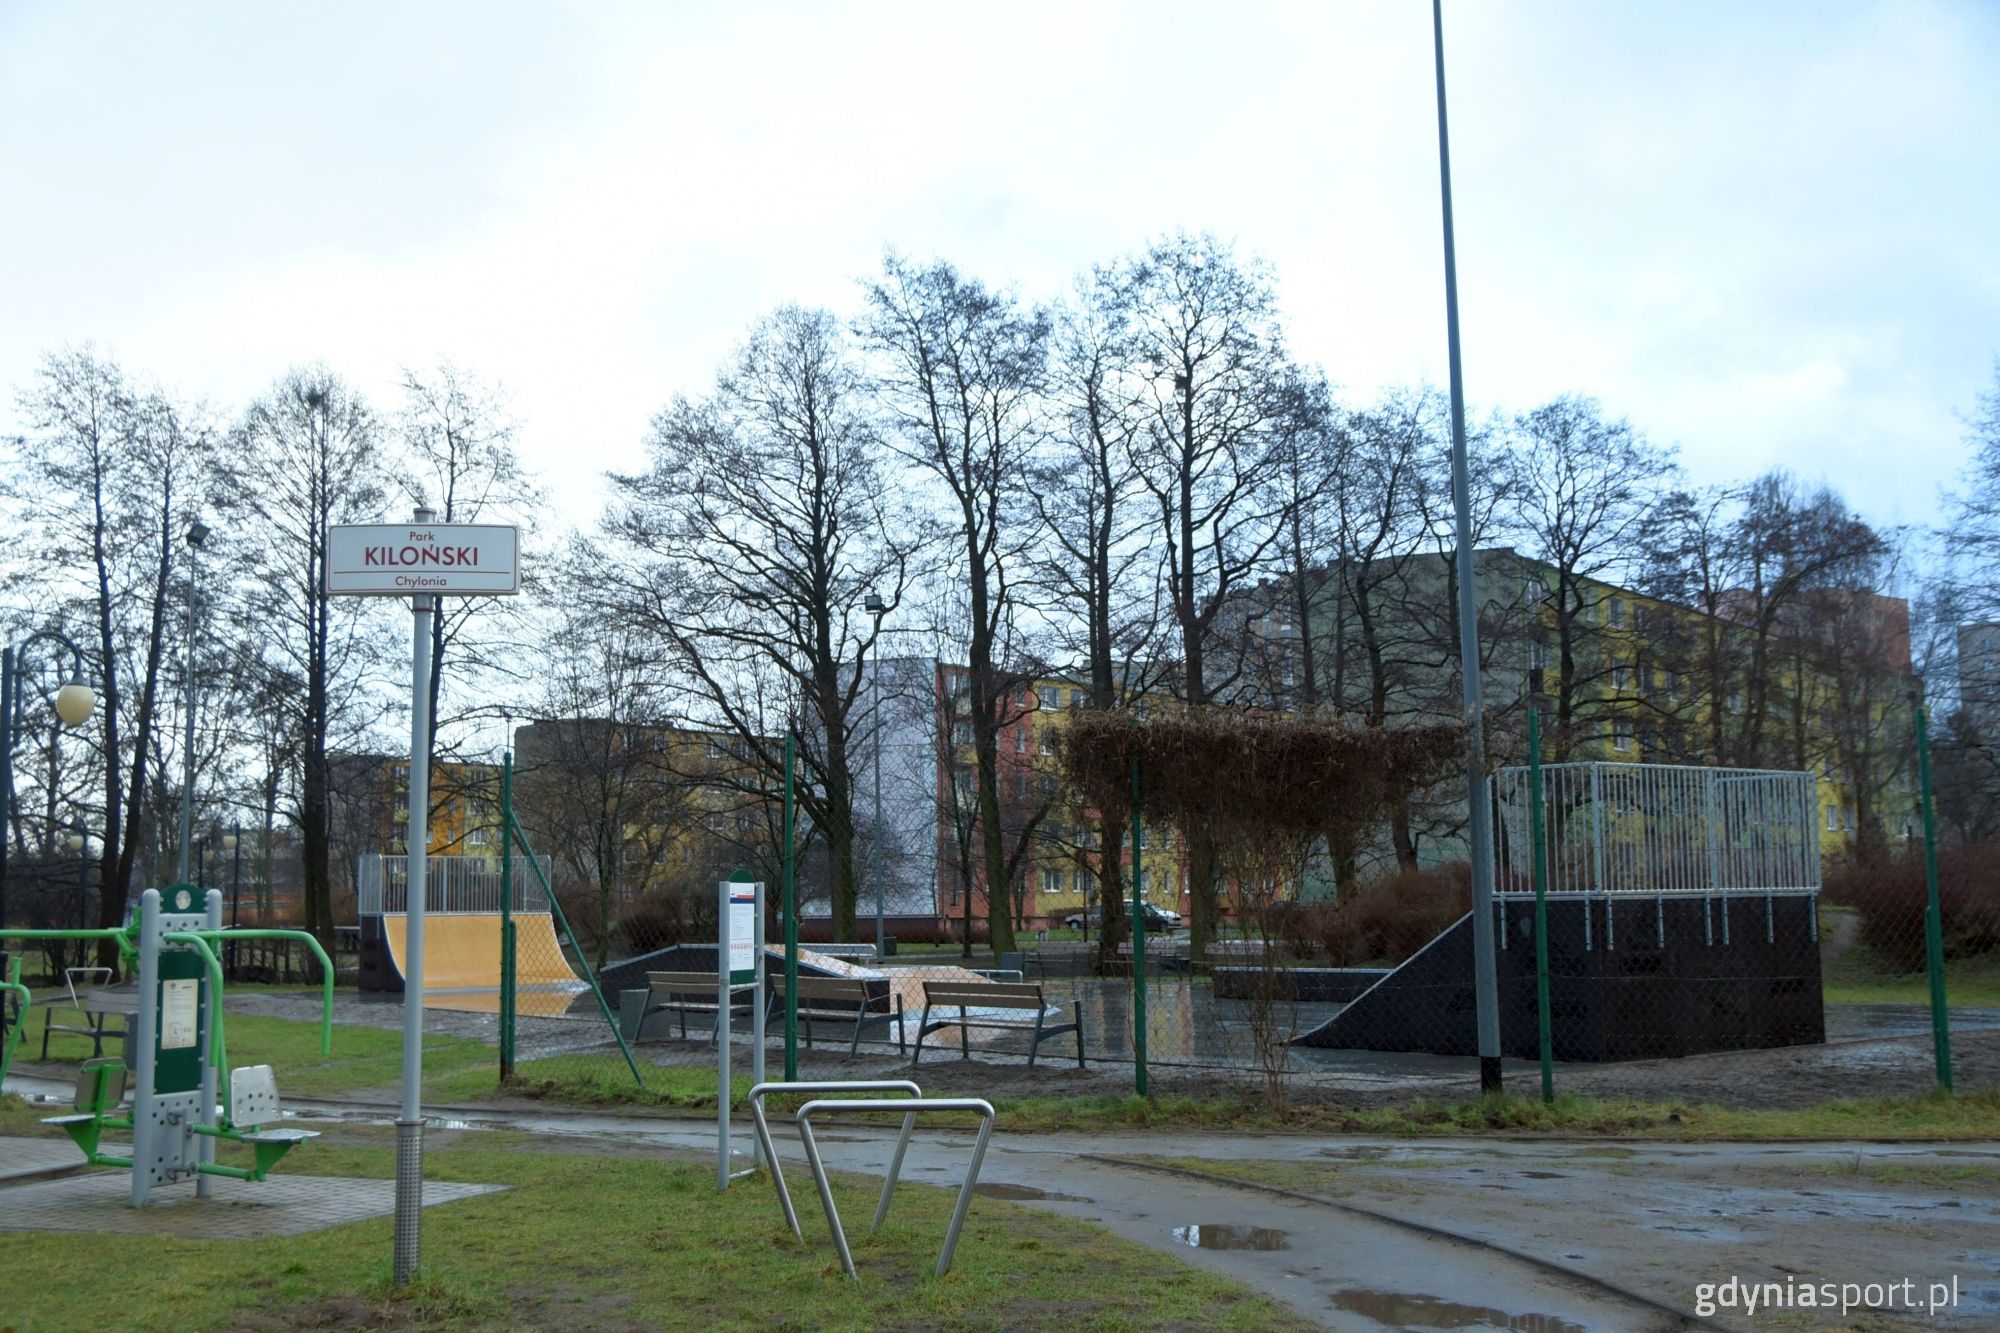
xmin=0 ymin=884 xmax=335 ymax=1205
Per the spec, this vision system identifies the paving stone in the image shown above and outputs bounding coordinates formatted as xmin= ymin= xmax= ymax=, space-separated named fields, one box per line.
xmin=0 ymin=1135 xmax=89 ymax=1182
xmin=0 ymin=1169 xmax=504 ymax=1237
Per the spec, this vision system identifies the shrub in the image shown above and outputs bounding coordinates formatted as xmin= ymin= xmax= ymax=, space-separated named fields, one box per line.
xmin=1285 ymin=863 xmax=1473 ymax=967
xmin=1825 ymin=845 xmax=2000 ymax=973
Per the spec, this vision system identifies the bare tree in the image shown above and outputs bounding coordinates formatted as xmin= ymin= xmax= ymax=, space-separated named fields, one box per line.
xmin=860 ymin=255 xmax=1048 ymax=954
xmin=394 ymin=363 xmax=544 ymax=763
xmin=4 ymin=351 xmax=217 ymax=959
xmin=232 ymin=368 xmax=391 ymax=945
xmin=1503 ymin=395 xmax=1678 ymax=759
xmin=596 ymin=306 xmax=916 ymax=941
xmin=1117 ymin=233 xmax=1293 ymax=957
xmin=1027 ymin=270 xmax=1164 ymax=968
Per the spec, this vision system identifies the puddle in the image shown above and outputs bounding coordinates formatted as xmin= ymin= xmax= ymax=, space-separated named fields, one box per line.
xmin=1331 ymin=1289 xmax=1586 ymax=1331
xmin=1317 ymin=1145 xmax=1393 ymax=1160
xmin=973 ymin=1182 xmax=1086 ymax=1202
xmin=1520 ymin=1171 xmax=1567 ymax=1180
xmin=429 ymin=1119 xmax=475 ymax=1131
xmin=1171 ymin=1224 xmax=1289 ymax=1251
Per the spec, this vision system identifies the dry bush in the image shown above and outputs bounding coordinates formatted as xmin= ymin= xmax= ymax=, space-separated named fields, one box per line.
xmin=1824 ymin=845 xmax=2000 ymax=972
xmin=616 ymin=883 xmax=716 ymax=956
xmin=1289 ymin=863 xmax=1473 ymax=967
xmin=1058 ymin=707 xmax=1463 ymax=851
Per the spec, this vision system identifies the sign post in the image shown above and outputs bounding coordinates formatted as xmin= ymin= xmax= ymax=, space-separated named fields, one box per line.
xmin=328 ymin=512 xmax=520 ymax=1284
xmin=718 ymin=869 xmax=763 ymax=1191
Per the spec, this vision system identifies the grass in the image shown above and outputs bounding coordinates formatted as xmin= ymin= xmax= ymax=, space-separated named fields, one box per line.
xmin=983 ymin=1088 xmax=2000 ymax=1141
xmin=0 ymin=1109 xmax=1309 ymax=1333
xmin=1818 ymin=904 xmax=2000 ymax=1008
xmin=30 ymin=1010 xmax=497 ymax=1101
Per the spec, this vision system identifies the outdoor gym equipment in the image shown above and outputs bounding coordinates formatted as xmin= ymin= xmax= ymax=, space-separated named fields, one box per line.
xmin=748 ymin=1078 xmax=996 ymax=1280
xmin=0 ymin=884 xmax=335 ymax=1205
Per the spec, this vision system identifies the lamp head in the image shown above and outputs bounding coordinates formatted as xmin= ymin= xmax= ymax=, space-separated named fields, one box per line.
xmin=67 ymin=832 xmax=85 ymax=852
xmin=224 ymin=834 xmax=239 ymax=852
xmin=865 ymin=593 xmax=886 ymax=615
xmin=186 ymin=520 xmax=211 ymax=549
xmin=54 ymin=682 xmax=96 ymax=726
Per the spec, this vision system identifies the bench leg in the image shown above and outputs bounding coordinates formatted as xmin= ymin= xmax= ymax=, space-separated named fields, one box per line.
xmin=1028 ymin=1013 xmax=1043 ymax=1070
xmin=959 ymin=1006 xmax=969 ymax=1060
xmin=912 ymin=1004 xmax=929 ymax=1066
xmin=896 ymin=999 xmax=906 ymax=1057
xmin=1075 ymin=1001 xmax=1086 ymax=1068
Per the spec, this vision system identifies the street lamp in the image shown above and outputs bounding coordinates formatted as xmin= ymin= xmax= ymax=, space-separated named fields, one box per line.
xmin=863 ymin=593 xmax=888 ymax=957
xmin=176 ymin=520 xmax=210 ymax=884
xmin=0 ymin=631 xmax=98 ymax=932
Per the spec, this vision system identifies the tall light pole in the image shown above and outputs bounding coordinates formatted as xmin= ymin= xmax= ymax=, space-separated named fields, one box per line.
xmin=864 ymin=593 xmax=888 ymax=956
xmin=1433 ymin=0 xmax=1503 ymax=1094
xmin=176 ymin=520 xmax=210 ymax=884
xmin=0 ymin=632 xmax=97 ymax=933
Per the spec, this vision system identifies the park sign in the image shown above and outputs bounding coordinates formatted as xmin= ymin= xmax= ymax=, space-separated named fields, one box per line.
xmin=325 ymin=523 xmax=520 ymax=596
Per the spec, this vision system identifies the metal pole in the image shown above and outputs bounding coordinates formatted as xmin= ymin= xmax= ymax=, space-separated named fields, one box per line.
xmin=195 ymin=889 xmax=222 ymax=1196
xmin=395 ymin=504 xmax=437 ymax=1286
xmin=1915 ymin=705 xmax=1953 ymax=1094
xmin=1130 ymin=756 xmax=1147 ymax=1098
xmin=752 ymin=874 xmax=766 ymax=1169
xmin=1433 ymin=0 xmax=1503 ymax=1095
xmin=131 ymin=889 xmax=161 ymax=1206
xmin=500 ymin=750 xmax=515 ymax=1080
xmin=177 ymin=541 xmax=200 ymax=884
xmin=718 ymin=873 xmax=731 ymax=1192
xmin=1528 ymin=707 xmax=1554 ymax=1103
xmin=0 ymin=647 xmax=14 ymax=933
xmin=873 ymin=651 xmax=885 ymax=957
xmin=783 ymin=733 xmax=799 ymax=1081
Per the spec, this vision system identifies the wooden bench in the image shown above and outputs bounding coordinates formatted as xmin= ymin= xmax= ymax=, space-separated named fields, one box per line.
xmin=638 ymin=971 xmax=758 ymax=1045
xmin=767 ymin=974 xmax=906 ymax=1056
xmin=914 ymin=980 xmax=1084 ymax=1069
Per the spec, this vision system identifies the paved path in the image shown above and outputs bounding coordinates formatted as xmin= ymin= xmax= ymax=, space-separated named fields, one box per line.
xmin=10 ymin=1068 xmax=1995 ymax=1330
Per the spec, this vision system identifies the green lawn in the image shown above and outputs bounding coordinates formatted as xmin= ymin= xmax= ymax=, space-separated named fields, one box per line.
xmin=0 ymin=1109 xmax=1308 ymax=1333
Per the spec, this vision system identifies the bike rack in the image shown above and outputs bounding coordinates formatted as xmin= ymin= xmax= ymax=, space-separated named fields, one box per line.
xmin=748 ymin=1080 xmax=921 ymax=1241
xmin=746 ymin=1079 xmax=996 ymax=1280
xmin=797 ymin=1096 xmax=995 ymax=1280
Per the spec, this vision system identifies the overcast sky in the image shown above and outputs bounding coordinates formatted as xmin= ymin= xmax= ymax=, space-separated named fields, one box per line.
xmin=2 ymin=1 xmax=1995 ymax=534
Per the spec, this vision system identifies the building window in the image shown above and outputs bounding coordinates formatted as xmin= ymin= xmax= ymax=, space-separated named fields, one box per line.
xmin=1612 ymin=664 xmax=1630 ymax=692
xmin=1041 ymin=866 xmax=1063 ymax=897
xmin=1014 ymin=728 xmax=1026 ymax=753
xmin=1826 ymin=806 xmax=1839 ymax=831
xmin=1038 ymin=686 xmax=1059 ymax=709
xmin=1609 ymin=723 xmax=1632 ymax=752
xmin=1075 ymin=867 xmax=1094 ymax=894
xmin=1015 ymin=773 xmax=1029 ymax=801
xmin=1609 ymin=598 xmax=1626 ymax=629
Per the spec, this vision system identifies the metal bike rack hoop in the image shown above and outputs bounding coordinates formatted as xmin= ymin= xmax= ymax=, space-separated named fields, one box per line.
xmin=795 ymin=1095 xmax=996 ymax=1281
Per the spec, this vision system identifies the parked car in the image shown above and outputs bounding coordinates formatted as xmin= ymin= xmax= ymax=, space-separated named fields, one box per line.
xmin=1063 ymin=903 xmax=1182 ymax=932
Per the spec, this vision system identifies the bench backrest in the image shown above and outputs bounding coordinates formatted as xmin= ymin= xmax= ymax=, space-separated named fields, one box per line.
xmin=771 ymin=974 xmax=874 ymax=1004
xmin=647 ymin=971 xmax=725 ymax=996
xmin=922 ymin=980 xmax=1045 ymax=1010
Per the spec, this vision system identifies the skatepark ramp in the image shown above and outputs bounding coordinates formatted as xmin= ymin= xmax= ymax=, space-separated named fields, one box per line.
xmin=356 ymin=853 xmax=588 ymax=1016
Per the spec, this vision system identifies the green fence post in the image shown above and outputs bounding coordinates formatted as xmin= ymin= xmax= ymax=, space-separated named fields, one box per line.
xmin=1130 ymin=755 xmax=1147 ymax=1098
xmin=783 ymin=733 xmax=799 ymax=1082
xmin=1915 ymin=705 xmax=1953 ymax=1094
xmin=500 ymin=751 xmax=516 ymax=1082
xmin=509 ymin=816 xmax=646 ymax=1089
xmin=1528 ymin=706 xmax=1554 ymax=1104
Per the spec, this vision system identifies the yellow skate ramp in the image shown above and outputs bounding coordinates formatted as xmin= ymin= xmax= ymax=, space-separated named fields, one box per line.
xmin=381 ymin=913 xmax=587 ymax=1016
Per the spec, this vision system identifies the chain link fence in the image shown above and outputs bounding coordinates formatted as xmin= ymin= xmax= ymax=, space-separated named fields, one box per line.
xmin=474 ymin=720 xmax=1995 ymax=1115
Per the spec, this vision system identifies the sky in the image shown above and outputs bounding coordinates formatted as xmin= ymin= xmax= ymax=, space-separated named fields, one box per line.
xmin=2 ymin=0 xmax=1995 ymax=536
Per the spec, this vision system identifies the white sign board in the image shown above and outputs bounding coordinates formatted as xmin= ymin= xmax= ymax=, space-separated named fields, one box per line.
xmin=326 ymin=523 xmax=521 ymax=596
xmin=726 ymin=886 xmax=758 ymax=982
xmin=161 ymin=978 xmax=199 ymax=1050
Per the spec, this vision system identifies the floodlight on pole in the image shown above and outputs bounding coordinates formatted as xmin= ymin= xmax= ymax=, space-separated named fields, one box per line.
xmin=1432 ymin=0 xmax=1504 ymax=1093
